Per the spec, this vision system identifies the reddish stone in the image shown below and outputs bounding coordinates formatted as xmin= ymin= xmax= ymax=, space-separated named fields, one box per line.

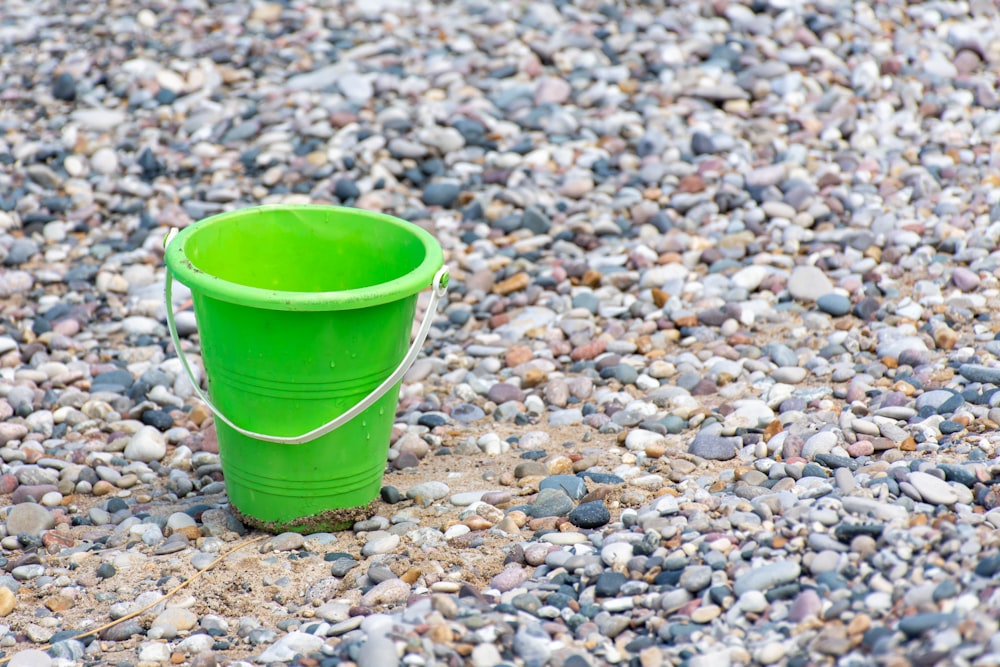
xmin=196 ymin=426 xmax=219 ymax=454
xmin=42 ymin=532 xmax=75 ymax=551
xmin=570 ymin=340 xmax=606 ymax=361
xmin=0 ymin=474 xmax=18 ymax=495
xmin=505 ymin=345 xmax=533 ymax=368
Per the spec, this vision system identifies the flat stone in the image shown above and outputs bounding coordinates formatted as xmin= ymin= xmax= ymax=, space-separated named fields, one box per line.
xmin=567 ymin=501 xmax=610 ymax=529
xmin=406 ymin=481 xmax=449 ymax=501
xmin=908 ymin=471 xmax=959 ymax=505
xmin=257 ymin=632 xmax=325 ymax=663
xmin=5 ymin=503 xmax=54 ymax=537
xmin=529 ymin=488 xmax=574 ymax=518
xmin=816 ymin=293 xmax=851 ymax=316
xmin=124 ymin=426 xmax=166 ymax=462
xmin=539 ymin=475 xmax=586 ymax=501
xmin=787 ymin=266 xmax=834 ymax=302
xmin=734 ymin=561 xmax=802 ymax=595
xmin=959 ymin=364 xmax=1000 ymax=385
xmin=688 ymin=433 xmax=739 ymax=460
xmin=360 ymin=578 xmax=410 ymax=607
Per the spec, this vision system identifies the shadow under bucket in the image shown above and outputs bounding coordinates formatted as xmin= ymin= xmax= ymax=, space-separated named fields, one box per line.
xmin=164 ymin=205 xmax=446 ymax=532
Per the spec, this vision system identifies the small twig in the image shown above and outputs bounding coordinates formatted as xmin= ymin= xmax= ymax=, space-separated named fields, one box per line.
xmin=0 ymin=534 xmax=269 ymax=665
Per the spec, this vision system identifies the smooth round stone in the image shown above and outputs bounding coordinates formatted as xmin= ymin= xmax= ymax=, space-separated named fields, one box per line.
xmin=567 ymin=501 xmax=610 ymax=529
xmin=908 ymin=472 xmax=958 ymax=505
xmin=959 ymin=364 xmax=1000 ymax=385
xmin=734 ymin=561 xmax=802 ymax=595
xmin=152 ymin=607 xmax=198 ymax=636
xmin=359 ymin=578 xmax=410 ymax=607
xmin=625 ymin=429 xmax=666 ymax=452
xmin=124 ymin=425 xmax=167 ymax=462
xmin=679 ymin=565 xmax=712 ymax=593
xmin=449 ymin=491 xmax=485 ymax=506
xmin=491 ymin=566 xmax=529 ymax=593
xmin=266 ymin=533 xmax=305 ymax=552
xmin=809 ymin=550 xmax=841 ymax=575
xmin=6 ymin=503 xmax=55 ymax=537
xmin=594 ymin=571 xmax=627 ymax=597
xmin=688 ymin=433 xmax=739 ymax=460
xmin=405 ymin=481 xmax=449 ymax=501
xmin=422 ymin=182 xmax=461 ymax=207
xmin=549 ymin=409 xmax=584 ymax=426
xmin=257 ymin=632 xmax=325 ymax=663
xmin=738 ymin=590 xmax=769 ymax=614
xmin=939 ymin=420 xmax=964 ymax=434
xmin=816 ymin=293 xmax=851 ymax=316
xmin=452 ymin=403 xmax=485 ymax=424
xmin=529 ymin=488 xmax=574 ymax=518
xmin=601 ymin=542 xmax=633 ymax=568
xmin=8 ymin=650 xmax=52 ymax=667
xmin=361 ymin=533 xmax=400 ymax=557
xmin=787 ymin=265 xmax=834 ymax=302
xmin=539 ymin=475 xmax=586 ymax=501
xmin=756 ymin=642 xmax=786 ymax=665
xmin=771 ymin=366 xmax=807 ymax=384
xmin=540 ymin=532 xmax=588 ymax=545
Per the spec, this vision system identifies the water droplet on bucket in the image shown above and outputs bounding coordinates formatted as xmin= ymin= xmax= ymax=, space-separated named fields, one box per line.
xmin=362 ymin=421 xmax=367 ymax=428
xmin=329 ymin=361 xmax=336 ymax=368
xmin=366 ymin=433 xmax=371 ymax=440
xmin=379 ymin=407 xmax=384 ymax=416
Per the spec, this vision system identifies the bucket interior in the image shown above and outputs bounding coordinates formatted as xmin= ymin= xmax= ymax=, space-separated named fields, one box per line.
xmin=182 ymin=208 xmax=429 ymax=294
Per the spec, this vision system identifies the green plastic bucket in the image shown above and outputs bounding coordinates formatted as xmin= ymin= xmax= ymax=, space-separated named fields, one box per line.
xmin=163 ymin=205 xmax=446 ymax=532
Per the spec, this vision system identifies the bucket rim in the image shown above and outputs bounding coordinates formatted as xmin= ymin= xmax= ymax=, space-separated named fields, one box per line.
xmin=164 ymin=204 xmax=444 ymax=311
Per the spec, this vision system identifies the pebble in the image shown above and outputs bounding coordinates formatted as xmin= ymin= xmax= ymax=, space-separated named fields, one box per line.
xmin=5 ymin=503 xmax=55 ymax=536
xmin=124 ymin=426 xmax=167 ymax=462
xmin=529 ymin=488 xmax=574 ymax=518
xmin=908 ymin=471 xmax=959 ymax=506
xmin=734 ymin=561 xmax=802 ymax=596
xmin=688 ymin=433 xmax=739 ymax=460
xmin=787 ymin=266 xmax=834 ymax=302
xmin=257 ymin=632 xmax=325 ymax=663
xmin=567 ymin=501 xmax=610 ymax=529
xmin=360 ymin=579 xmax=411 ymax=607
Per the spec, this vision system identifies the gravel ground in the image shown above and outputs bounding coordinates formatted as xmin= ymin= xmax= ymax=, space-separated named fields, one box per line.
xmin=1 ymin=0 xmax=1000 ymax=666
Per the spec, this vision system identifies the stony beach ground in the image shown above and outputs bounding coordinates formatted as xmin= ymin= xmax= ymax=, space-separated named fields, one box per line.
xmin=1 ymin=0 xmax=1000 ymax=665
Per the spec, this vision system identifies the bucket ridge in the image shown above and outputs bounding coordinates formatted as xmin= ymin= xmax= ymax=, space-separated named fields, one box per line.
xmin=206 ymin=360 xmax=402 ymax=399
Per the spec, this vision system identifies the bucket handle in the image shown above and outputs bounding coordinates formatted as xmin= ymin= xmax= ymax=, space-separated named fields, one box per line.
xmin=163 ymin=228 xmax=449 ymax=445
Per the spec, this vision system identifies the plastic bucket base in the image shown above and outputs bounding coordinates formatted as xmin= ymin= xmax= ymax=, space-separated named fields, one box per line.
xmin=164 ymin=205 xmax=444 ymax=532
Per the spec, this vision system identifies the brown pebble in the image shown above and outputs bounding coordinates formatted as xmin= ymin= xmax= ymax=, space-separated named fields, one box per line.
xmin=645 ymin=442 xmax=666 ymax=458
xmin=651 ymin=288 xmax=668 ymax=308
xmin=528 ymin=517 xmax=560 ymax=531
xmin=506 ymin=510 xmax=528 ymax=527
xmin=463 ymin=516 xmax=493 ymax=531
xmin=494 ymin=272 xmax=530 ymax=295
xmin=522 ymin=369 xmax=548 ymax=388
xmin=581 ymin=270 xmax=602 ymax=288
xmin=429 ymin=623 xmax=453 ymax=643
xmin=0 ymin=587 xmax=14 ymax=616
xmin=92 ymin=480 xmax=115 ymax=496
xmin=44 ymin=595 xmax=74 ymax=612
xmin=494 ymin=516 xmax=521 ymax=534
xmin=545 ymin=456 xmax=573 ymax=475
xmin=848 ymin=613 xmax=872 ymax=636
xmin=505 ymin=345 xmax=533 ymax=367
xmin=677 ymin=174 xmax=705 ymax=193
xmin=571 ymin=340 xmax=606 ymax=361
